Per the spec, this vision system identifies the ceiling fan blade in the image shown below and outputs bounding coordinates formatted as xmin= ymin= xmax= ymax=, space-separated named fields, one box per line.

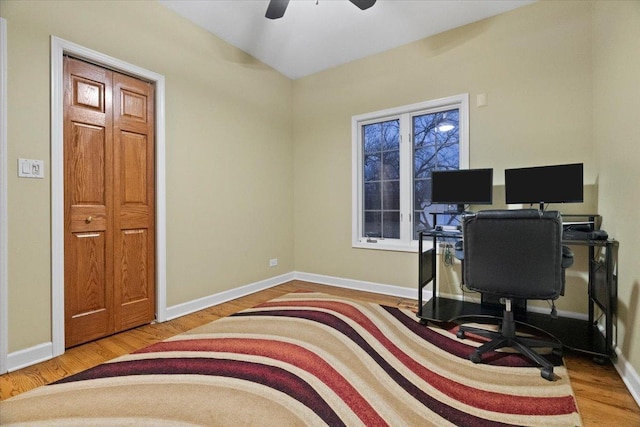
xmin=349 ymin=0 xmax=376 ymax=11
xmin=265 ymin=0 xmax=290 ymax=19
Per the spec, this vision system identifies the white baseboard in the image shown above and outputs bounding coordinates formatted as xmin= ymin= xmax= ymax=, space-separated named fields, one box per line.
xmin=7 ymin=342 xmax=53 ymax=372
xmin=293 ymin=271 xmax=418 ymax=300
xmin=164 ymin=272 xmax=295 ymax=320
xmin=613 ymin=347 xmax=640 ymax=407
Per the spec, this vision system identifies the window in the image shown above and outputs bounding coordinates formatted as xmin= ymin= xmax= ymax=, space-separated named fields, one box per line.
xmin=352 ymin=94 xmax=469 ymax=251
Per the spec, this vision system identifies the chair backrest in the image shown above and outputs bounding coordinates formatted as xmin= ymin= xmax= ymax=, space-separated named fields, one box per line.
xmin=462 ymin=209 xmax=564 ymax=300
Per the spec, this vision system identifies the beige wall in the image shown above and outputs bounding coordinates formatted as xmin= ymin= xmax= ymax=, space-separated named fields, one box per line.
xmin=1 ymin=0 xmax=294 ymax=352
xmin=592 ymin=1 xmax=640 ymax=372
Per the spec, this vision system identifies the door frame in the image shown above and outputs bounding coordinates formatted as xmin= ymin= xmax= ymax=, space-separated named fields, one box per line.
xmin=0 ymin=17 xmax=8 ymax=374
xmin=51 ymin=36 xmax=167 ymax=357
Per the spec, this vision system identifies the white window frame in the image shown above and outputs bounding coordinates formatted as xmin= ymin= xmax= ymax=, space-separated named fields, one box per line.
xmin=352 ymin=94 xmax=469 ymax=252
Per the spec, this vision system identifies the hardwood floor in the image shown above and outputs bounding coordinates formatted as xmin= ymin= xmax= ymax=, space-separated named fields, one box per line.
xmin=2 ymin=280 xmax=639 ymax=426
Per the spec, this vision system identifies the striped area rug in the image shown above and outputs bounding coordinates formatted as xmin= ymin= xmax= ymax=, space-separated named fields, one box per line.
xmin=0 ymin=292 xmax=582 ymax=426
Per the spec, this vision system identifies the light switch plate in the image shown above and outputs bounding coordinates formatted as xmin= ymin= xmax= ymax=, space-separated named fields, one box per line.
xmin=18 ymin=158 xmax=44 ymax=179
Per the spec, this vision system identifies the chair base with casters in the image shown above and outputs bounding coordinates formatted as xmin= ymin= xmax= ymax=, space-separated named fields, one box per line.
xmin=456 ymin=299 xmax=563 ymax=381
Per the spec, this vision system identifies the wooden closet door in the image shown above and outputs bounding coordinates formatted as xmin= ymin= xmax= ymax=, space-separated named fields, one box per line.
xmin=64 ymin=57 xmax=155 ymax=347
xmin=112 ymin=72 xmax=155 ymax=331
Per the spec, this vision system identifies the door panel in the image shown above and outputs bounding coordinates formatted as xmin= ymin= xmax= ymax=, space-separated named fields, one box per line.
xmin=65 ymin=232 xmax=111 ymax=344
xmin=68 ymin=123 xmax=105 ymax=202
xmin=118 ymin=229 xmax=151 ymax=330
xmin=64 ymin=56 xmax=154 ymax=347
xmin=121 ymin=132 xmax=148 ymax=203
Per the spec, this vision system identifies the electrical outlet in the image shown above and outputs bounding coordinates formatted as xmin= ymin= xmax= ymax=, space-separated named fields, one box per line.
xmin=269 ymin=258 xmax=278 ymax=267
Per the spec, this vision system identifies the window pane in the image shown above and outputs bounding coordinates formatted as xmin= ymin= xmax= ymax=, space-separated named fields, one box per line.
xmin=383 ymin=181 xmax=399 ymax=210
xmin=363 ymin=123 xmax=381 ymax=154
xmin=382 ymin=211 xmax=400 ymax=239
xmin=414 ymin=147 xmax=436 ymax=178
xmin=436 ymin=143 xmax=459 ymax=168
xmin=364 ymin=154 xmax=380 ymax=182
xmin=382 ymin=120 xmax=399 ymax=150
xmin=364 ymin=182 xmax=381 ymax=210
xmin=413 ymin=115 xmax=437 ymax=148
xmin=382 ymin=151 xmax=399 ymax=180
xmin=364 ymin=211 xmax=381 ymax=238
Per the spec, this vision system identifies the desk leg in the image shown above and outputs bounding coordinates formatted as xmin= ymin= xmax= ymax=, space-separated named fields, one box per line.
xmin=588 ymin=245 xmax=595 ymax=326
xmin=431 ymin=236 xmax=437 ymax=311
xmin=605 ymin=245 xmax=615 ymax=356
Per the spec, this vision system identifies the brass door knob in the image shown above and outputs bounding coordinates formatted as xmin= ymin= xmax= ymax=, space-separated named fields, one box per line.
xmin=86 ymin=216 xmax=93 ymax=223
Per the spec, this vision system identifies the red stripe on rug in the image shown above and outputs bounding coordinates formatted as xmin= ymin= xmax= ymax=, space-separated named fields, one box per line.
xmin=257 ymin=300 xmax=578 ymax=416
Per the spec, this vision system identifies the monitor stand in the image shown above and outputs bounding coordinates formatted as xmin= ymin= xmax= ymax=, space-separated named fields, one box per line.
xmin=453 ymin=204 xmax=466 ymax=214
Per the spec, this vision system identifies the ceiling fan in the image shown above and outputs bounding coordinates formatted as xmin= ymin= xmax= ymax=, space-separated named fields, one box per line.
xmin=266 ymin=0 xmax=377 ymax=20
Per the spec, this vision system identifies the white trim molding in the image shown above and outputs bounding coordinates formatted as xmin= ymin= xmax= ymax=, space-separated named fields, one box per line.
xmin=165 ymin=273 xmax=295 ymax=320
xmin=614 ymin=347 xmax=640 ymax=408
xmin=294 ymin=271 xmax=418 ymax=300
xmin=7 ymin=343 xmax=53 ymax=373
xmin=0 ymin=17 xmax=8 ymax=374
xmin=50 ymin=36 xmax=167 ymax=357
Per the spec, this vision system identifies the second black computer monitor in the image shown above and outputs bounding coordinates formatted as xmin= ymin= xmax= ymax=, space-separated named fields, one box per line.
xmin=504 ymin=163 xmax=584 ymax=209
xmin=431 ymin=168 xmax=494 ymax=213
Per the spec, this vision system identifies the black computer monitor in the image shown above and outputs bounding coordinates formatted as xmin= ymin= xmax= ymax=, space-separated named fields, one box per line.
xmin=431 ymin=168 xmax=494 ymax=213
xmin=504 ymin=163 xmax=584 ymax=209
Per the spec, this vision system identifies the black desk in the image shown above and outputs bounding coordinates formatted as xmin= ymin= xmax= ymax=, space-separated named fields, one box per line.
xmin=417 ymin=223 xmax=618 ymax=360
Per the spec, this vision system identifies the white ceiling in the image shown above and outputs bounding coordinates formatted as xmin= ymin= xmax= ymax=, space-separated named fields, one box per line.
xmin=159 ymin=0 xmax=535 ymax=80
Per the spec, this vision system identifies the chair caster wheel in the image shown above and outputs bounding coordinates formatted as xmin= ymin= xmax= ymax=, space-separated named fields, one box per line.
xmin=456 ymin=330 xmax=466 ymax=339
xmin=541 ymin=368 xmax=555 ymax=381
xmin=419 ymin=319 xmax=428 ymax=326
xmin=470 ymin=352 xmax=482 ymax=364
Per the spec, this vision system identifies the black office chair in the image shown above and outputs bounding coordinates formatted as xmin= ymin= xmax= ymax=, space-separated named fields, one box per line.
xmin=456 ymin=209 xmax=574 ymax=381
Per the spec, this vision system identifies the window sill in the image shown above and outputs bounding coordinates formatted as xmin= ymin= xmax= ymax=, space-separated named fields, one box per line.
xmin=352 ymin=240 xmax=433 ymax=253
